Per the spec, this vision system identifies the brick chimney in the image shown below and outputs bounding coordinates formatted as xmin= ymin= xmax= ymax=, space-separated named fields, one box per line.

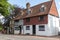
xmin=26 ymin=2 xmax=31 ymax=15
xmin=50 ymin=0 xmax=54 ymax=1
xmin=26 ymin=2 xmax=30 ymax=9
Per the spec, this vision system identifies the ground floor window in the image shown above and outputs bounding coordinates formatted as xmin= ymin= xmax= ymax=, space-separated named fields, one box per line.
xmin=39 ymin=25 xmax=45 ymax=31
xmin=26 ymin=26 xmax=30 ymax=30
xmin=14 ymin=27 xmax=20 ymax=30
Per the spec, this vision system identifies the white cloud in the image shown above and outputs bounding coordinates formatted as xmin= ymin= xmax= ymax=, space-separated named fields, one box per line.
xmin=58 ymin=1 xmax=60 ymax=5
xmin=59 ymin=2 xmax=60 ymax=5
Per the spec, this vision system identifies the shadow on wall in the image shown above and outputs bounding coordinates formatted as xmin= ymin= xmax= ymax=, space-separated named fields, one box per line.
xmin=54 ymin=27 xmax=59 ymax=35
xmin=58 ymin=27 xmax=60 ymax=35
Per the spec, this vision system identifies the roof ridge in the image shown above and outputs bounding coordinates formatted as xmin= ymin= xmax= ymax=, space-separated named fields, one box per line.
xmin=24 ymin=1 xmax=52 ymax=9
xmin=30 ymin=1 xmax=52 ymax=8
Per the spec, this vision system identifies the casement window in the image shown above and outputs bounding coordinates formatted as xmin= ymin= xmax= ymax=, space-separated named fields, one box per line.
xmin=40 ymin=5 xmax=46 ymax=12
xmin=39 ymin=25 xmax=45 ymax=31
xmin=39 ymin=16 xmax=44 ymax=21
xmin=26 ymin=18 xmax=30 ymax=22
xmin=40 ymin=7 xmax=45 ymax=12
xmin=26 ymin=26 xmax=30 ymax=30
xmin=14 ymin=27 xmax=20 ymax=30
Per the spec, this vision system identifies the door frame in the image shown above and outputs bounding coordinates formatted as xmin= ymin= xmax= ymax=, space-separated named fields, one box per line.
xmin=32 ymin=25 xmax=36 ymax=35
xmin=19 ymin=25 xmax=22 ymax=34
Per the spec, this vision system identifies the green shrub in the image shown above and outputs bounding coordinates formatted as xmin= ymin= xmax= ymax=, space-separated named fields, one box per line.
xmin=0 ymin=25 xmax=3 ymax=30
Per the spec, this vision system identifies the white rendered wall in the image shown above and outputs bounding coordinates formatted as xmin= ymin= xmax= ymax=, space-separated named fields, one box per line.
xmin=23 ymin=25 xmax=32 ymax=35
xmin=22 ymin=15 xmax=59 ymax=36
xmin=19 ymin=19 xmax=23 ymax=25
xmin=23 ymin=24 xmax=51 ymax=36
xmin=14 ymin=19 xmax=23 ymax=26
xmin=35 ymin=15 xmax=59 ymax=36
xmin=48 ymin=15 xmax=59 ymax=36
xmin=18 ymin=19 xmax=24 ymax=34
xmin=36 ymin=24 xmax=51 ymax=36
xmin=14 ymin=19 xmax=24 ymax=34
xmin=59 ymin=18 xmax=60 ymax=32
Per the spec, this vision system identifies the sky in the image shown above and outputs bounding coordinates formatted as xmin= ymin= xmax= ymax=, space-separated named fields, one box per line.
xmin=8 ymin=0 xmax=60 ymax=16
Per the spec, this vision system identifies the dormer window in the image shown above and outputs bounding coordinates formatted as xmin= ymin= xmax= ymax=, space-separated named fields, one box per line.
xmin=40 ymin=5 xmax=46 ymax=12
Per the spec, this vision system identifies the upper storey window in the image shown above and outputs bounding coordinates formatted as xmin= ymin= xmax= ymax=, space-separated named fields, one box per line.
xmin=39 ymin=16 xmax=44 ymax=21
xmin=26 ymin=18 xmax=30 ymax=22
xmin=40 ymin=5 xmax=46 ymax=12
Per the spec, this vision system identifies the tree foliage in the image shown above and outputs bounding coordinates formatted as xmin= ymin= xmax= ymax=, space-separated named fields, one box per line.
xmin=0 ymin=0 xmax=13 ymax=17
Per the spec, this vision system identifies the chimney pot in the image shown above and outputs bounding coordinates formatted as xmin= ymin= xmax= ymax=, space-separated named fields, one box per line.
xmin=26 ymin=2 xmax=30 ymax=9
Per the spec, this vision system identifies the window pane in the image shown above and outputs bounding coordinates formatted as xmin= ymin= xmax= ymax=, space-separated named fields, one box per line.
xmin=39 ymin=16 xmax=44 ymax=21
xmin=40 ymin=7 xmax=45 ymax=12
xmin=26 ymin=26 xmax=30 ymax=30
xmin=39 ymin=26 xmax=45 ymax=31
xmin=26 ymin=18 xmax=30 ymax=22
xmin=14 ymin=27 xmax=20 ymax=30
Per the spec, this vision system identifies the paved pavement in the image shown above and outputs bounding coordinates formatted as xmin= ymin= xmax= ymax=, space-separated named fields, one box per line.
xmin=0 ymin=34 xmax=60 ymax=40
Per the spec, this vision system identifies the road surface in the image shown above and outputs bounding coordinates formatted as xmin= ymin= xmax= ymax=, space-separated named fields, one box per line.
xmin=0 ymin=34 xmax=60 ymax=40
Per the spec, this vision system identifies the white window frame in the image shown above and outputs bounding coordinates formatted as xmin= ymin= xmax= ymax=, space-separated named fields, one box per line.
xmin=26 ymin=26 xmax=30 ymax=30
xmin=39 ymin=25 xmax=45 ymax=31
xmin=40 ymin=5 xmax=46 ymax=12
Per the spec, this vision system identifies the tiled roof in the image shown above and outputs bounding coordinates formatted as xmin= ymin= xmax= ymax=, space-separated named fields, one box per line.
xmin=23 ymin=1 xmax=52 ymax=18
xmin=49 ymin=0 xmax=59 ymax=17
xmin=14 ymin=0 xmax=59 ymax=20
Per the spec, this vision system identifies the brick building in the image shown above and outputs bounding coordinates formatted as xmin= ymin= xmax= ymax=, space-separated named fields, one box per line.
xmin=14 ymin=0 xmax=60 ymax=36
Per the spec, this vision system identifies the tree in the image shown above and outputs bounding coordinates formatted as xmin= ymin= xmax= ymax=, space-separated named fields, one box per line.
xmin=0 ymin=0 xmax=13 ymax=17
xmin=0 ymin=0 xmax=14 ymax=33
